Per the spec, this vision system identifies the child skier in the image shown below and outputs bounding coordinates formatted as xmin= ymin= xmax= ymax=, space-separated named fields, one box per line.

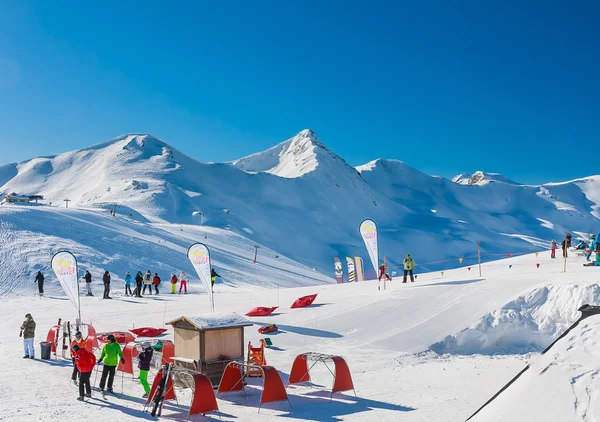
xmin=72 ymin=344 xmax=96 ymax=401
xmin=550 ymin=240 xmax=557 ymax=258
xmin=20 ymin=313 xmax=36 ymax=359
xmin=170 ymin=273 xmax=178 ymax=294
xmin=98 ymin=334 xmax=125 ymax=394
xmin=179 ymin=271 xmax=187 ymax=294
xmin=70 ymin=331 xmax=87 ymax=385
xmin=138 ymin=341 xmax=154 ymax=398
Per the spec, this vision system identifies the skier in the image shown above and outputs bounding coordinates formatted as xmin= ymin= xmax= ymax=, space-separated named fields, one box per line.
xmin=72 ymin=344 xmax=96 ymax=401
xmin=134 ymin=271 xmax=143 ymax=297
xmin=138 ymin=341 xmax=154 ymax=398
xmin=576 ymin=240 xmax=587 ymax=250
xmin=566 ymin=232 xmax=572 ymax=248
xmin=70 ymin=331 xmax=87 ymax=385
xmin=210 ymin=268 xmax=220 ymax=289
xmin=550 ymin=240 xmax=557 ymax=259
xmin=170 ymin=273 xmax=178 ymax=294
xmin=102 ymin=271 xmax=112 ymax=299
xmin=84 ymin=270 xmax=93 ymax=296
xmin=179 ymin=271 xmax=187 ymax=294
xmin=378 ymin=263 xmax=391 ymax=282
xmin=98 ymin=334 xmax=124 ymax=394
xmin=34 ymin=271 xmax=44 ymax=296
xmin=403 ymin=253 xmax=415 ymax=283
xmin=124 ymin=272 xmax=133 ymax=296
xmin=142 ymin=270 xmax=152 ymax=295
xmin=152 ymin=273 xmax=161 ymax=294
xmin=20 ymin=313 xmax=36 ymax=359
xmin=586 ymin=235 xmax=596 ymax=261
xmin=562 ymin=239 xmax=568 ymax=258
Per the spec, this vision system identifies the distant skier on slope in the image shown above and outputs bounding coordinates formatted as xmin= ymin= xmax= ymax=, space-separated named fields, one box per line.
xmin=84 ymin=270 xmax=93 ymax=296
xmin=152 ymin=273 xmax=161 ymax=295
xmin=170 ymin=273 xmax=178 ymax=294
xmin=72 ymin=344 xmax=95 ymax=401
xmin=142 ymin=270 xmax=152 ymax=295
xmin=179 ymin=271 xmax=187 ymax=294
xmin=403 ymin=254 xmax=415 ymax=283
xmin=138 ymin=341 xmax=154 ymax=398
xmin=20 ymin=313 xmax=36 ymax=359
xmin=134 ymin=271 xmax=143 ymax=297
xmin=124 ymin=272 xmax=133 ymax=296
xmin=210 ymin=268 xmax=220 ymax=289
xmin=102 ymin=271 xmax=112 ymax=299
xmin=98 ymin=334 xmax=124 ymax=394
xmin=550 ymin=240 xmax=557 ymax=259
xmin=34 ymin=271 xmax=44 ymax=296
xmin=70 ymin=331 xmax=87 ymax=385
xmin=566 ymin=232 xmax=572 ymax=248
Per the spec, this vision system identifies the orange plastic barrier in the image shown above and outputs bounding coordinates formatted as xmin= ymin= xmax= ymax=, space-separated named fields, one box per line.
xmin=189 ymin=373 xmax=219 ymax=417
xmin=288 ymin=353 xmax=355 ymax=399
xmin=117 ymin=343 xmax=138 ymax=374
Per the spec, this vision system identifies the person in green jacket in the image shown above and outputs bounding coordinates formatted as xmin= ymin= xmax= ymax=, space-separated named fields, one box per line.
xmin=403 ymin=253 xmax=415 ymax=283
xmin=98 ymin=334 xmax=125 ymax=393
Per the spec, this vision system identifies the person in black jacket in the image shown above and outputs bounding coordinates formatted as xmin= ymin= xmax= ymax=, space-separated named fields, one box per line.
xmin=134 ymin=271 xmax=143 ymax=298
xmin=84 ymin=270 xmax=93 ymax=296
xmin=35 ymin=271 xmax=44 ymax=296
xmin=138 ymin=342 xmax=154 ymax=397
xmin=210 ymin=268 xmax=220 ymax=288
xmin=102 ymin=271 xmax=112 ymax=299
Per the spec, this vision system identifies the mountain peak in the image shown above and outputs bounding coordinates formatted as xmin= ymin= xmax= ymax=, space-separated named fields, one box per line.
xmin=452 ymin=171 xmax=519 ymax=185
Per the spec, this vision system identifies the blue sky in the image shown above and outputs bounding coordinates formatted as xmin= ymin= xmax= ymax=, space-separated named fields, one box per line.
xmin=0 ymin=1 xmax=598 ymax=183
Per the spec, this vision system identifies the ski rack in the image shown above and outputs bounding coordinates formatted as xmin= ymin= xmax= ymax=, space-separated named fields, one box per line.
xmin=466 ymin=304 xmax=600 ymax=421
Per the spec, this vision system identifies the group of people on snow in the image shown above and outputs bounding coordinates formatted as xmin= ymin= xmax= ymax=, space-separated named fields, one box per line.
xmin=378 ymin=253 xmax=415 ymax=284
xmin=34 ymin=267 xmax=222 ymax=298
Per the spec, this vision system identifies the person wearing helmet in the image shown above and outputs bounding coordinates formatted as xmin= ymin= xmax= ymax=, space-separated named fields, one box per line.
xmin=20 ymin=313 xmax=36 ymax=359
xmin=170 ymin=273 xmax=178 ymax=294
xmin=138 ymin=341 xmax=154 ymax=397
xmin=124 ymin=272 xmax=133 ymax=296
xmin=72 ymin=344 xmax=96 ymax=401
xmin=98 ymin=334 xmax=124 ymax=394
xmin=70 ymin=331 xmax=88 ymax=385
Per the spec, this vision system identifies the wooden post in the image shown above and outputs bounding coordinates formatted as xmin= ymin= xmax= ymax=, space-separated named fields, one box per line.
xmin=564 ymin=233 xmax=568 ymax=273
xmin=478 ymin=242 xmax=482 ymax=277
xmin=63 ymin=199 xmax=70 ymax=208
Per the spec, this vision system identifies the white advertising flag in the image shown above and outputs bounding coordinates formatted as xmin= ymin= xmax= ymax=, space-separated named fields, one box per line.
xmin=359 ymin=219 xmax=379 ymax=277
xmin=187 ymin=243 xmax=214 ymax=311
xmin=51 ymin=251 xmax=80 ymax=315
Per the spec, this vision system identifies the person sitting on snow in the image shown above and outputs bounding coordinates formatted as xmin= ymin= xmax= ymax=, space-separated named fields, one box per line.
xmin=575 ymin=240 xmax=587 ymax=250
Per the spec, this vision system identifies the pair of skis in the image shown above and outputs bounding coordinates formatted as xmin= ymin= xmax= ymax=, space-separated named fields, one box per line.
xmin=151 ymin=363 xmax=173 ymax=417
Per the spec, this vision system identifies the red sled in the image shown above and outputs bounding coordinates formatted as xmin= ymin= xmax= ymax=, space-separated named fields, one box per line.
xmin=246 ymin=306 xmax=279 ymax=317
xmin=258 ymin=324 xmax=279 ymax=334
xmin=97 ymin=331 xmax=135 ymax=344
xmin=291 ymin=294 xmax=318 ymax=309
xmin=129 ymin=327 xmax=168 ymax=337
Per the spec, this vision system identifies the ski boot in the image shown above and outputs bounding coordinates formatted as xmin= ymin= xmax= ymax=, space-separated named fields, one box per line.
xmin=77 ymin=396 xmax=84 ymax=402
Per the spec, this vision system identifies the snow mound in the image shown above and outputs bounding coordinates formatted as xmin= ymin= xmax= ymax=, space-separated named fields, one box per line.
xmin=452 ymin=171 xmax=519 ymax=185
xmin=430 ymin=283 xmax=600 ymax=355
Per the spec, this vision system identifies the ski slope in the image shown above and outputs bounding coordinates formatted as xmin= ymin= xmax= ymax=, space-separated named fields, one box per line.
xmin=1 ymin=248 xmax=600 ymax=421
xmin=1 ymin=130 xmax=599 ymax=278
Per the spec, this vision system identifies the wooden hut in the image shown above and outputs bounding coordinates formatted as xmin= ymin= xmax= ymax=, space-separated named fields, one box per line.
xmin=166 ymin=313 xmax=252 ymax=386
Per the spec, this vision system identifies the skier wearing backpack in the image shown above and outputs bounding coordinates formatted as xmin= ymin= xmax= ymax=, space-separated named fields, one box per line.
xmin=138 ymin=341 xmax=154 ymax=397
xmin=98 ymin=334 xmax=125 ymax=394
xmin=170 ymin=273 xmax=178 ymax=294
xmin=72 ymin=344 xmax=96 ymax=401
xmin=179 ymin=271 xmax=187 ymax=294
xmin=403 ymin=254 xmax=415 ymax=283
xmin=142 ymin=270 xmax=152 ymax=295
xmin=152 ymin=273 xmax=161 ymax=294
xmin=34 ymin=271 xmax=44 ymax=296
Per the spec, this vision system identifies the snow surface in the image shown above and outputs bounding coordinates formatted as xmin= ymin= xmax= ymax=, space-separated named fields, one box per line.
xmin=1 ymin=130 xmax=599 ymax=284
xmin=2 ymin=247 xmax=600 ymax=421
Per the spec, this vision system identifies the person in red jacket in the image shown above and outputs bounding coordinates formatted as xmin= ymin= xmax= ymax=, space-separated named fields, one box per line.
xmin=72 ymin=344 xmax=96 ymax=401
xmin=152 ymin=273 xmax=161 ymax=295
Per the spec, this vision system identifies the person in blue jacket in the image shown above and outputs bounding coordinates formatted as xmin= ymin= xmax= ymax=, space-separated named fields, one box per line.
xmin=586 ymin=235 xmax=596 ymax=261
xmin=124 ymin=272 xmax=133 ymax=296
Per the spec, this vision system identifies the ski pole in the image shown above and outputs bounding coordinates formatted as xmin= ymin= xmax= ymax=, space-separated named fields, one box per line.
xmin=93 ymin=364 xmax=100 ymax=388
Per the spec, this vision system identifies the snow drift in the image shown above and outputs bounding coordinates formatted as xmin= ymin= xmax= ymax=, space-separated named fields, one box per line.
xmin=430 ymin=283 xmax=600 ymax=355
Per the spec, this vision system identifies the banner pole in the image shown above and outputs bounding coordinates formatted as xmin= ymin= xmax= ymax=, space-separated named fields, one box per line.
xmin=384 ymin=256 xmax=387 ymax=290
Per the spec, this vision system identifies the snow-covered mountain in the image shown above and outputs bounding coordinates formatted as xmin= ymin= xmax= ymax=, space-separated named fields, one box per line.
xmin=1 ymin=130 xmax=599 ymax=284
